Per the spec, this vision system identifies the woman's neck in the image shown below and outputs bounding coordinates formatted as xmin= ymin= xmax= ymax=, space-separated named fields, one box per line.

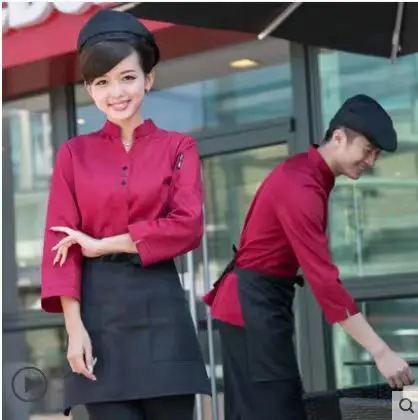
xmin=111 ymin=113 xmax=144 ymax=144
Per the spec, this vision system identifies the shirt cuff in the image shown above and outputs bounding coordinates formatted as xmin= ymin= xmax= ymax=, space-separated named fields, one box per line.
xmin=41 ymin=286 xmax=80 ymax=313
xmin=324 ymin=300 xmax=361 ymax=324
xmin=134 ymin=239 xmax=154 ymax=267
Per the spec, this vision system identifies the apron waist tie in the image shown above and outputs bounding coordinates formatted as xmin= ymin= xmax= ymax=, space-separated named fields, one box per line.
xmin=212 ymin=244 xmax=238 ymax=288
xmin=213 ymin=244 xmax=305 ymax=288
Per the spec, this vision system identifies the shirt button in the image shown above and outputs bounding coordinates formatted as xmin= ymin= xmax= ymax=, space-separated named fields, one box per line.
xmin=121 ymin=180 xmax=127 ymax=186
xmin=122 ymin=166 xmax=128 ymax=171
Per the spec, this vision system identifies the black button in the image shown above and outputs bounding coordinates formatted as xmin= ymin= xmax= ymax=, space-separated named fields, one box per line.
xmin=122 ymin=166 xmax=128 ymax=171
xmin=121 ymin=180 xmax=127 ymax=186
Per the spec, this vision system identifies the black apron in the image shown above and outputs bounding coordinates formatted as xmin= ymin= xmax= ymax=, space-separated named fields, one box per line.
xmin=216 ymin=247 xmax=307 ymax=420
xmin=63 ymin=255 xmax=211 ymax=415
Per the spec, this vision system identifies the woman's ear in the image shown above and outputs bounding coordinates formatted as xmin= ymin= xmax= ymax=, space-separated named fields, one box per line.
xmin=145 ymin=68 xmax=156 ymax=93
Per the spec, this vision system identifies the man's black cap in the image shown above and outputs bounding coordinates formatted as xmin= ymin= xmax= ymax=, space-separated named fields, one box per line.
xmin=77 ymin=9 xmax=160 ymax=68
xmin=328 ymin=94 xmax=397 ymax=152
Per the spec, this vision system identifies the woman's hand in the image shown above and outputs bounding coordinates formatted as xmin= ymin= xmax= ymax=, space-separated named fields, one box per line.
xmin=51 ymin=226 xmax=104 ymax=266
xmin=67 ymin=323 xmax=97 ymax=381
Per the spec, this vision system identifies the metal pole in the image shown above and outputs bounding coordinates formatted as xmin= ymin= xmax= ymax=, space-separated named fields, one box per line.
xmin=391 ymin=2 xmax=405 ymax=63
xmin=352 ymin=184 xmax=363 ymax=277
xmin=186 ymin=251 xmax=204 ymax=420
xmin=258 ymin=2 xmax=303 ymax=40
xmin=200 ymin=163 xmax=220 ymax=420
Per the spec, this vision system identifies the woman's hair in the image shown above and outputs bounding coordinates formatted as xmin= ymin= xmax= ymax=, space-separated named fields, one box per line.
xmin=79 ymin=38 xmax=157 ymax=84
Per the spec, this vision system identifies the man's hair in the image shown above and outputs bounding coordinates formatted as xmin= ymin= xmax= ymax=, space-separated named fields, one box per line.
xmin=322 ymin=126 xmax=361 ymax=144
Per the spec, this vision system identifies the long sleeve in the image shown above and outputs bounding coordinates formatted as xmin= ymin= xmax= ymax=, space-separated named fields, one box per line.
xmin=128 ymin=136 xmax=203 ymax=266
xmin=276 ymin=181 xmax=360 ymax=324
xmin=41 ymin=143 xmax=82 ymax=313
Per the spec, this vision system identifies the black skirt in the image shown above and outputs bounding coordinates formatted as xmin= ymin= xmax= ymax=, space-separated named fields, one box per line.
xmin=63 ymin=257 xmax=211 ymax=415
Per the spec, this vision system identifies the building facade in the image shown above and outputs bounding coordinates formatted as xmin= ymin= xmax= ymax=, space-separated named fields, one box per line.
xmin=3 ymin=3 xmax=418 ymax=419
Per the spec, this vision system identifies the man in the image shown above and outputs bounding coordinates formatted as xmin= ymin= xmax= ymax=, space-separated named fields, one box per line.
xmin=203 ymin=94 xmax=415 ymax=420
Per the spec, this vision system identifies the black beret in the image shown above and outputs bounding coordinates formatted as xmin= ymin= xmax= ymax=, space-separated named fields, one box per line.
xmin=328 ymin=94 xmax=397 ymax=152
xmin=77 ymin=9 xmax=160 ymax=68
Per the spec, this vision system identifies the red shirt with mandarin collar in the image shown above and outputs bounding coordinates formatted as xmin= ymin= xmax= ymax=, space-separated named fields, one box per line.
xmin=41 ymin=119 xmax=203 ymax=313
xmin=203 ymin=145 xmax=360 ymax=326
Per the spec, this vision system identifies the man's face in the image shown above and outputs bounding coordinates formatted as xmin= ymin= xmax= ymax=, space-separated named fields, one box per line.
xmin=334 ymin=129 xmax=381 ymax=179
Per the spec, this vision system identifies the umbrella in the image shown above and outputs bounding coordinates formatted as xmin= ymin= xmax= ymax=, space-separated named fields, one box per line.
xmin=124 ymin=2 xmax=418 ymax=62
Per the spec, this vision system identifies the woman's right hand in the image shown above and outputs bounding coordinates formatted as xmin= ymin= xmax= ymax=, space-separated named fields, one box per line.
xmin=374 ymin=347 xmax=415 ymax=388
xmin=67 ymin=323 xmax=97 ymax=381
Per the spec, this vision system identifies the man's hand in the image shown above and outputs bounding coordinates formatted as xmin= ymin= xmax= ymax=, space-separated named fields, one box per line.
xmin=373 ymin=347 xmax=415 ymax=388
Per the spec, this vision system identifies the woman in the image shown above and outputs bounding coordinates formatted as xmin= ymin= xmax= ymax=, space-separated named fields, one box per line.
xmin=41 ymin=9 xmax=211 ymax=420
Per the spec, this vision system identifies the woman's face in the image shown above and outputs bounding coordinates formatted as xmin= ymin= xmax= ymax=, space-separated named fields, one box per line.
xmin=86 ymin=51 xmax=154 ymax=124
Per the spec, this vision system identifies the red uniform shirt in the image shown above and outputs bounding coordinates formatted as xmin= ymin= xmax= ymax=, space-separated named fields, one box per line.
xmin=41 ymin=119 xmax=203 ymax=313
xmin=203 ymin=146 xmax=360 ymax=326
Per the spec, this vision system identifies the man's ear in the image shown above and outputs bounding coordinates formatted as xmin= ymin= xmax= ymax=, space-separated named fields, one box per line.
xmin=332 ymin=128 xmax=346 ymax=145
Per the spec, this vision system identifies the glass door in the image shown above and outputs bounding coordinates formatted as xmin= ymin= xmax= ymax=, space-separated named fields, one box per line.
xmin=182 ymin=143 xmax=289 ymax=420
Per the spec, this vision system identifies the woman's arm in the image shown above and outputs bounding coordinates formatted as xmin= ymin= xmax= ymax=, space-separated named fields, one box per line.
xmin=51 ymin=136 xmax=203 ymax=265
xmin=127 ymin=136 xmax=204 ymax=266
xmin=100 ymin=233 xmax=138 ymax=254
xmin=61 ymin=296 xmax=83 ymax=334
xmin=41 ymin=143 xmax=96 ymax=381
xmin=41 ymin=143 xmax=83 ymax=313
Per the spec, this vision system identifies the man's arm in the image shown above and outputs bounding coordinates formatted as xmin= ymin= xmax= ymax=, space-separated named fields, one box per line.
xmin=275 ymin=180 xmax=414 ymax=387
xmin=276 ymin=181 xmax=359 ymax=324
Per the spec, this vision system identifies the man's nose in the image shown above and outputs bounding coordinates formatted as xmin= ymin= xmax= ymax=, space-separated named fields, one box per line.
xmin=365 ymin=152 xmax=378 ymax=167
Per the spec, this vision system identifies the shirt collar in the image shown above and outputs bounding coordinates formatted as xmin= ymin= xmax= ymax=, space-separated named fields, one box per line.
xmin=101 ymin=118 xmax=157 ymax=140
xmin=308 ymin=145 xmax=335 ymax=193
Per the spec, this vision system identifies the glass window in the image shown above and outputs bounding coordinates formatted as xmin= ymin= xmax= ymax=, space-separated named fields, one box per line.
xmin=74 ymin=86 xmax=107 ymax=136
xmin=318 ymin=51 xmax=418 ymax=278
xmin=332 ymin=297 xmax=418 ymax=388
xmin=3 ymin=95 xmax=53 ymax=311
xmin=4 ymin=328 xmax=73 ymax=419
xmin=75 ymin=38 xmax=292 ymax=135
xmin=196 ymin=143 xmax=289 ymax=297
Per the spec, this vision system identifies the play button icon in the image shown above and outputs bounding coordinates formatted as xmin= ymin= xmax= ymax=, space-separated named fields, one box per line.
xmin=12 ymin=367 xmax=47 ymax=402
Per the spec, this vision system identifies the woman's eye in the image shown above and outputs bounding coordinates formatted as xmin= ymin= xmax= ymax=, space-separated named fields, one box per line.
xmin=123 ymin=75 xmax=136 ymax=81
xmin=94 ymin=80 xmax=107 ymax=86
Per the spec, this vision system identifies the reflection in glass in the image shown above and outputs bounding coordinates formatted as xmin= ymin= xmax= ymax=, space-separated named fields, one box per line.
xmin=143 ymin=62 xmax=292 ymax=133
xmin=318 ymin=50 xmax=418 ymax=278
xmin=333 ymin=298 xmax=418 ymax=388
xmin=3 ymin=95 xmax=53 ymax=311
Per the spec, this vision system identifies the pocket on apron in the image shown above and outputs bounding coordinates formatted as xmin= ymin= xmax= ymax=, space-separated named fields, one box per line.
xmin=148 ymin=295 xmax=202 ymax=363
xmin=245 ymin=326 xmax=300 ymax=382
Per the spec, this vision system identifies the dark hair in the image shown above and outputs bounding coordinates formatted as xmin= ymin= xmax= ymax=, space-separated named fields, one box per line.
xmin=322 ymin=126 xmax=360 ymax=144
xmin=79 ymin=38 xmax=156 ymax=84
